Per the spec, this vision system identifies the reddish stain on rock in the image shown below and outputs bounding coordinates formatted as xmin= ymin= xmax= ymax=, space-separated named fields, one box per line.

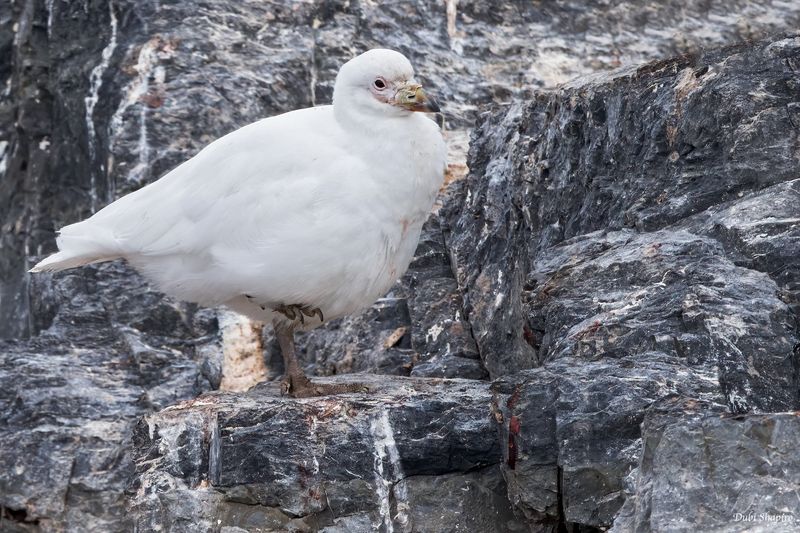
xmin=506 ymin=385 xmax=521 ymax=409
xmin=507 ymin=434 xmax=517 ymax=469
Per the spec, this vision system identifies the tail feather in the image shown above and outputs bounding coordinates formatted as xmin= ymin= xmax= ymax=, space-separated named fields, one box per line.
xmin=29 ymin=221 xmax=121 ymax=273
xmin=29 ymin=251 xmax=119 ymax=273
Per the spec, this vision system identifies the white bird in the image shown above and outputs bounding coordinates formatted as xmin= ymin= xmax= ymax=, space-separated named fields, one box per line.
xmin=30 ymin=49 xmax=446 ymax=397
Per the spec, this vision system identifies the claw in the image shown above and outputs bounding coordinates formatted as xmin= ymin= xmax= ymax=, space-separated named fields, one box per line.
xmin=275 ymin=303 xmax=324 ymax=324
xmin=298 ymin=306 xmax=323 ymax=324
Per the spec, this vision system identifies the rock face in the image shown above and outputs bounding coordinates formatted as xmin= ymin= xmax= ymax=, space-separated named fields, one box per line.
xmin=446 ymin=32 xmax=800 ymax=531
xmin=0 ymin=262 xmax=222 ymax=532
xmin=131 ymin=376 xmax=519 ymax=532
xmin=2 ymin=1 xmax=800 ymax=532
xmin=447 ymin=37 xmax=800 ymax=383
xmin=612 ymin=411 xmax=800 ymax=533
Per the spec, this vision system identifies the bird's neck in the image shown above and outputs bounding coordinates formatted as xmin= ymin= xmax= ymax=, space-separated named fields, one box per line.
xmin=333 ymin=103 xmax=412 ymax=139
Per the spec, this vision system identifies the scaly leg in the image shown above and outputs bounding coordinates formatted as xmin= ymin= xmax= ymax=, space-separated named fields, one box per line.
xmin=273 ymin=320 xmax=368 ymax=398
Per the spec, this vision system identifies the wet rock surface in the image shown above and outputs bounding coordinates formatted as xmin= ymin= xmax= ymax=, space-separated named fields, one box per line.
xmin=2 ymin=1 xmax=800 ymax=532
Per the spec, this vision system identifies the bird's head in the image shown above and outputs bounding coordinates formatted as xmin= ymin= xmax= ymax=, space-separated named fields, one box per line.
xmin=333 ymin=49 xmax=441 ymax=119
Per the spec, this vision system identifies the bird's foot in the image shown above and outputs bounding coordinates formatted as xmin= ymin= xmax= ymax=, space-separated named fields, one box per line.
xmin=274 ymin=303 xmax=324 ymax=325
xmin=243 ymin=296 xmax=323 ymax=325
xmin=280 ymin=373 xmax=369 ymax=398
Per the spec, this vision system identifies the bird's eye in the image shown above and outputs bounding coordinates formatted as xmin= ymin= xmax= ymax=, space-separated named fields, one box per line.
xmin=373 ymin=78 xmax=386 ymax=90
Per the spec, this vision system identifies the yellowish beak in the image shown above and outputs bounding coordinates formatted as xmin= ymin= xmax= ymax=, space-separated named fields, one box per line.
xmin=393 ymin=84 xmax=441 ymax=113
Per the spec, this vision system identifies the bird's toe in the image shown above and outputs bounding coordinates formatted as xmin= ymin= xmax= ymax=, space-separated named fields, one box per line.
xmin=280 ymin=377 xmax=292 ymax=396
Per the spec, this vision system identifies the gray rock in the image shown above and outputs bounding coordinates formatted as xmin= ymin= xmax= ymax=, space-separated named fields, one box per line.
xmin=493 ymin=359 xmax=726 ymax=530
xmin=445 ymin=32 xmax=800 ymax=380
xmin=130 ymin=376 xmax=515 ymax=532
xmin=612 ymin=411 xmax=800 ymax=533
xmin=0 ymin=262 xmax=221 ymax=532
xmin=529 ymin=228 xmax=797 ymax=413
xmin=444 ymin=29 xmax=800 ymax=531
xmin=392 ymin=466 xmax=526 ymax=533
xmin=680 ymin=179 xmax=800 ymax=318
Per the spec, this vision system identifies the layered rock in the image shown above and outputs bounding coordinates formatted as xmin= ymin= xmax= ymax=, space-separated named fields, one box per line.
xmin=131 ymin=376 xmax=518 ymax=532
xmin=446 ymin=35 xmax=800 ymax=382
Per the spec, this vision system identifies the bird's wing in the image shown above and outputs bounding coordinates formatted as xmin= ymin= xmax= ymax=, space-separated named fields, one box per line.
xmin=73 ymin=105 xmax=361 ymax=259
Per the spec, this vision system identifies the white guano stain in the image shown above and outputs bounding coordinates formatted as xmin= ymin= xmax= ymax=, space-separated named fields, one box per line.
xmin=85 ymin=0 xmax=118 ymax=212
xmin=446 ymin=0 xmax=458 ymax=39
xmin=0 ymin=140 xmax=8 ymax=176
xmin=370 ymin=409 xmax=408 ymax=532
xmin=109 ymin=37 xmax=164 ymax=186
xmin=494 ymin=292 xmax=505 ymax=308
xmin=426 ymin=323 xmax=444 ymax=343
xmin=45 ymin=0 xmax=54 ymax=36
xmin=218 ymin=310 xmax=267 ymax=392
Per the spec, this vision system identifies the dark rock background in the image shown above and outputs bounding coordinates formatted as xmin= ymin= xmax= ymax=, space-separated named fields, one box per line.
xmin=2 ymin=1 xmax=800 ymax=532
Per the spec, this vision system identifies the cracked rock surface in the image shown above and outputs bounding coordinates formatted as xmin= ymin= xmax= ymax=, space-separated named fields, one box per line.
xmin=2 ymin=1 xmax=800 ymax=532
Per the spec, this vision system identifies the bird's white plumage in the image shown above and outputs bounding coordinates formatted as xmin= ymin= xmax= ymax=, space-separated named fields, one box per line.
xmin=32 ymin=49 xmax=447 ymax=328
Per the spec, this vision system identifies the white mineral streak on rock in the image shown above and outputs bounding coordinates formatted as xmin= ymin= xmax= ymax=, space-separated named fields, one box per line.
xmin=704 ymin=313 xmax=748 ymax=340
xmin=45 ymin=0 xmax=54 ymax=36
xmin=494 ymin=292 xmax=504 ymax=309
xmin=446 ymin=0 xmax=458 ymax=40
xmin=310 ymin=18 xmax=321 ymax=106
xmin=308 ymin=414 xmax=321 ymax=476
xmin=444 ymin=129 xmax=468 ymax=177
xmin=426 ymin=323 xmax=444 ymax=343
xmin=370 ymin=409 xmax=409 ymax=532
xmin=218 ymin=310 xmax=267 ymax=392
xmin=139 ymin=411 xmax=209 ymax=498
xmin=84 ymin=1 xmax=118 ymax=212
xmin=109 ymin=37 xmax=161 ymax=186
xmin=0 ymin=140 xmax=8 ymax=177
